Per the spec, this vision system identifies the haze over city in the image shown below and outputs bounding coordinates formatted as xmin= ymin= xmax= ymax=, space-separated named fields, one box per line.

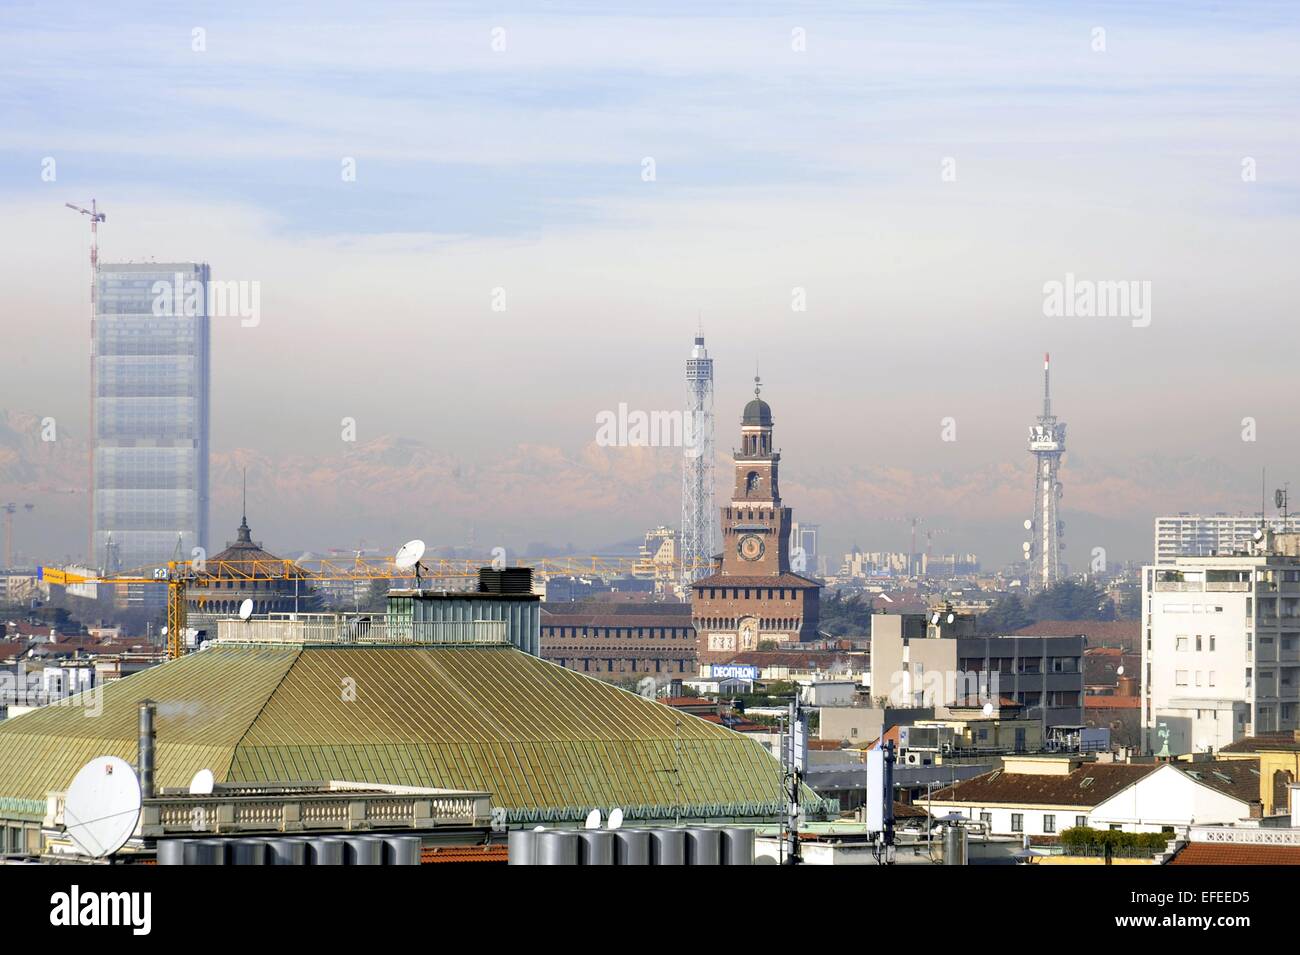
xmin=2 ymin=0 xmax=1298 ymax=567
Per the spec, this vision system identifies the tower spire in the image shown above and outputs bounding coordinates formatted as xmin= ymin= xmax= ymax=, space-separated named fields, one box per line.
xmin=1043 ymin=352 xmax=1052 ymax=419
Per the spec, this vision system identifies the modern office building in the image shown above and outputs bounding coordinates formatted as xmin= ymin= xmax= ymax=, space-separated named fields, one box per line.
xmin=1154 ymin=513 xmax=1300 ymax=565
xmin=92 ymin=262 xmax=211 ymax=572
xmin=1141 ymin=532 xmax=1300 ymax=755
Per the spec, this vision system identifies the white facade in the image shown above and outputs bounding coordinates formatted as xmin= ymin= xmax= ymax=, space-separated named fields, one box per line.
xmin=926 ymin=802 xmax=1089 ymax=838
xmin=1142 ymin=549 xmax=1300 ymax=754
xmin=1154 ymin=514 xmax=1300 ymax=565
xmin=1089 ymin=764 xmax=1252 ymax=835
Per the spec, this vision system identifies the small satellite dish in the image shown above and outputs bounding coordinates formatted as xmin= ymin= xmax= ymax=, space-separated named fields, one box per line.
xmin=584 ymin=809 xmax=602 ymax=830
xmin=930 ymin=612 xmax=940 ymax=624
xmin=608 ymin=808 xmax=624 ymax=830
xmin=1253 ymin=528 xmax=1265 ymax=541
xmin=533 ymin=825 xmax=545 ymax=832
xmin=946 ymin=613 xmax=955 ymax=624
xmin=62 ymin=756 xmax=142 ymax=858
xmin=1116 ymin=665 xmax=1125 ymax=677
xmin=395 ymin=539 xmax=426 ymax=571
xmin=982 ymin=702 xmax=994 ymax=717
xmin=188 ymin=768 xmax=215 ymax=795
xmin=238 ymin=598 xmax=254 ymax=621
xmin=1023 ymin=519 xmax=1032 ymax=530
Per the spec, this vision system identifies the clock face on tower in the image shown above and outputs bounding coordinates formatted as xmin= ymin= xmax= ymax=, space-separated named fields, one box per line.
xmin=738 ymin=534 xmax=765 ymax=561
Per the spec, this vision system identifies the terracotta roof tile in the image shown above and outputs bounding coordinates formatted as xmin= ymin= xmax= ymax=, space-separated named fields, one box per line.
xmin=422 ymin=844 xmax=508 ymax=864
xmin=931 ymin=763 xmax=1156 ymax=807
xmin=1170 ymin=843 xmax=1300 ymax=865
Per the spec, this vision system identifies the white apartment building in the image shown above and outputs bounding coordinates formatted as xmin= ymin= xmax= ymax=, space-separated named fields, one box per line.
xmin=1154 ymin=513 xmax=1300 ymax=565
xmin=1142 ymin=534 xmax=1300 ymax=755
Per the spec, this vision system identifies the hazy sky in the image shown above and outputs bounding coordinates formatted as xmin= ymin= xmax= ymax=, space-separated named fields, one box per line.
xmin=2 ymin=1 xmax=1299 ymax=568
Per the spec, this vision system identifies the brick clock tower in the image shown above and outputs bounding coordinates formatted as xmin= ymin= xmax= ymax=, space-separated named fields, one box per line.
xmin=693 ymin=378 xmax=821 ymax=662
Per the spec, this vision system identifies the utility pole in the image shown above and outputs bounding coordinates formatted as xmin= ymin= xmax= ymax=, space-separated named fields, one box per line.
xmin=66 ymin=200 xmax=106 ymax=561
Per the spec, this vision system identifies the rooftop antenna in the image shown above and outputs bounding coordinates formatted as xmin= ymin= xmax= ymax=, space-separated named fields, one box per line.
xmin=1276 ymin=485 xmax=1290 ymax=526
xmin=395 ymin=539 xmax=427 ymax=586
xmin=62 ymin=756 xmax=142 ymax=858
xmin=238 ymin=597 xmax=254 ymax=621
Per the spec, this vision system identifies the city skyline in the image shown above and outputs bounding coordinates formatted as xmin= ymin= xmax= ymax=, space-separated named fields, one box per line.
xmin=2 ymin=1 xmax=1298 ymax=568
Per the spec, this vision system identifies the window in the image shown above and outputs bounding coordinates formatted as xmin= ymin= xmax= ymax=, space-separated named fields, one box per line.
xmin=1176 ymin=636 xmax=1188 ymax=651
xmin=1011 ymin=814 xmax=1024 ymax=833
xmin=1043 ymin=814 xmax=1056 ymax=834
xmin=1075 ymin=815 xmax=1087 ymax=828
xmin=1196 ymin=635 xmax=1202 ymax=651
xmin=1210 ymin=635 xmax=1216 ymax=651
xmin=1175 ymin=670 xmax=1189 ymax=686
xmin=979 ymin=812 xmax=992 ymax=825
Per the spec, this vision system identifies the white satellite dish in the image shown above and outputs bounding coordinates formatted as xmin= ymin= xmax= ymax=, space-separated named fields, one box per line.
xmin=930 ymin=612 xmax=940 ymax=625
xmin=62 ymin=756 xmax=143 ymax=858
xmin=1023 ymin=519 xmax=1032 ymax=530
xmin=608 ymin=808 xmax=624 ymax=830
xmin=946 ymin=613 xmax=955 ymax=624
xmin=238 ymin=598 xmax=254 ymax=621
xmin=394 ymin=539 xmax=426 ymax=571
xmin=584 ymin=809 xmax=602 ymax=830
xmin=188 ymin=768 xmax=215 ymax=795
xmin=1116 ymin=665 xmax=1125 ymax=677
xmin=982 ymin=702 xmax=994 ymax=717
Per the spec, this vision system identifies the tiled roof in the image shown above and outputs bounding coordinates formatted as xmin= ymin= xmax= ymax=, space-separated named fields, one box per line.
xmin=0 ymin=643 xmax=804 ymax=824
xmin=931 ymin=763 xmax=1156 ymax=808
xmin=422 ymin=844 xmax=508 ymax=864
xmin=1011 ymin=620 xmax=1139 ymax=649
xmin=692 ymin=573 xmax=821 ymax=589
xmin=541 ymin=614 xmax=695 ymax=629
xmin=1085 ymin=696 xmax=1141 ymax=710
xmin=719 ymin=650 xmax=860 ymax=669
xmin=1169 ymin=843 xmax=1300 ymax=865
xmin=1174 ymin=760 xmax=1260 ymax=804
xmin=1220 ymin=734 xmax=1300 ymax=754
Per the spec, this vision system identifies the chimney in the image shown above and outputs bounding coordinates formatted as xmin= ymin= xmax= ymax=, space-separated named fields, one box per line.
xmin=137 ymin=699 xmax=156 ymax=799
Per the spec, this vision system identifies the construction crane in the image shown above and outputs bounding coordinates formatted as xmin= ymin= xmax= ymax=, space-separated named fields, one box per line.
xmin=2 ymin=503 xmax=35 ymax=570
xmin=41 ymin=553 xmax=718 ymax=661
xmin=66 ymin=199 xmax=106 ymax=559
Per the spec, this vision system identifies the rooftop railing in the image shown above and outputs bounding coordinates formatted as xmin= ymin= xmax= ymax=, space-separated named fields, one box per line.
xmin=214 ymin=613 xmax=509 ymax=647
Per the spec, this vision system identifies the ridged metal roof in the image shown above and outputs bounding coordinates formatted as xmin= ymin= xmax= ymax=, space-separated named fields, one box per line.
xmin=0 ymin=644 xmax=804 ymax=823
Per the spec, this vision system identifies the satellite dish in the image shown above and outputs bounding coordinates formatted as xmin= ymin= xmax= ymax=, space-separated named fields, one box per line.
xmin=608 ymin=808 xmax=624 ymax=830
xmin=584 ymin=809 xmax=602 ymax=830
xmin=188 ymin=768 xmax=215 ymax=795
xmin=533 ymin=825 xmax=545 ymax=832
xmin=62 ymin=756 xmax=142 ymax=858
xmin=1023 ymin=519 xmax=1032 ymax=530
xmin=238 ymin=598 xmax=254 ymax=621
xmin=1116 ymin=665 xmax=1125 ymax=676
xmin=394 ymin=539 xmax=426 ymax=571
xmin=930 ymin=612 xmax=940 ymax=624
xmin=946 ymin=613 xmax=955 ymax=624
xmin=1254 ymin=528 xmax=1265 ymax=541
xmin=982 ymin=702 xmax=994 ymax=717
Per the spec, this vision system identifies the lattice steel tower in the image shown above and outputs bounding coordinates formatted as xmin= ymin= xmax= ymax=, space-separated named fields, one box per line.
xmin=681 ymin=333 xmax=716 ymax=586
xmin=1026 ymin=353 xmax=1066 ymax=588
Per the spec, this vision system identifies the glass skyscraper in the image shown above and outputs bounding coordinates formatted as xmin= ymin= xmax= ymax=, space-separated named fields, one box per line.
xmin=92 ymin=262 xmax=210 ymax=572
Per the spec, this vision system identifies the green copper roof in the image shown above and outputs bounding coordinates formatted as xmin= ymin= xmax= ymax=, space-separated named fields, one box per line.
xmin=0 ymin=644 xmax=816 ymax=824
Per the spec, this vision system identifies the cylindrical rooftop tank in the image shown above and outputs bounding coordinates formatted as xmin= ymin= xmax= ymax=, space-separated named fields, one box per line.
xmin=578 ymin=830 xmax=614 ymax=865
xmin=156 ymin=840 xmax=186 ymax=865
xmin=384 ymin=835 xmax=421 ymax=866
xmin=308 ymin=837 xmax=345 ymax=866
xmin=613 ymin=829 xmax=650 ymax=866
xmin=721 ymin=828 xmax=756 ymax=865
xmin=231 ymin=840 xmax=266 ymax=865
xmin=508 ymin=829 xmax=537 ymax=865
xmin=267 ymin=839 xmax=308 ymax=866
xmin=685 ymin=828 xmax=722 ymax=866
xmin=649 ymin=829 xmax=685 ymax=865
xmin=345 ymin=836 xmax=384 ymax=865
xmin=534 ymin=830 xmax=579 ymax=865
xmin=943 ymin=825 xmax=968 ymax=866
